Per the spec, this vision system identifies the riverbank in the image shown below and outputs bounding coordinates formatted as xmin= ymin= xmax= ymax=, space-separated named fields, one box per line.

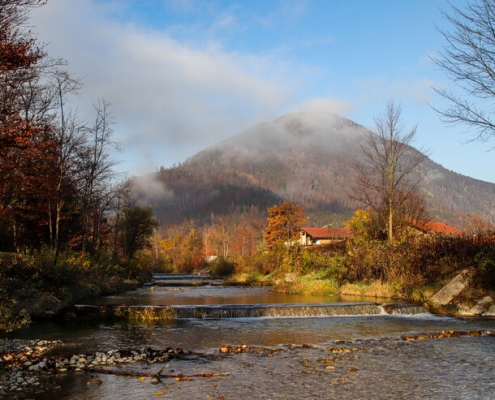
xmin=229 ymin=269 xmax=495 ymax=318
xmin=0 ymin=251 xmax=151 ymax=332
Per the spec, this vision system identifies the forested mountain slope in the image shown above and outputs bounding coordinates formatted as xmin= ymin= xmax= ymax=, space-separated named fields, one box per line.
xmin=138 ymin=111 xmax=495 ymax=228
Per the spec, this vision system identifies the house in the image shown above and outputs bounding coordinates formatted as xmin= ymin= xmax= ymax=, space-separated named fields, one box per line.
xmin=300 ymin=227 xmax=353 ymax=246
xmin=410 ymin=221 xmax=462 ymax=236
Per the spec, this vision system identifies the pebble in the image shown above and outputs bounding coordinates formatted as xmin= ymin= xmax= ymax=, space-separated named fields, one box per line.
xmin=0 ymin=338 xmax=187 ymax=397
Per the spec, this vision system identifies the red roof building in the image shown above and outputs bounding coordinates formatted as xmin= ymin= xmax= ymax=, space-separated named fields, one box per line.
xmin=300 ymin=227 xmax=353 ymax=245
xmin=411 ymin=221 xmax=462 ymax=236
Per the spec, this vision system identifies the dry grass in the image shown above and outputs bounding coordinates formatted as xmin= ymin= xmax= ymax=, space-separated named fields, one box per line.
xmin=272 ymin=273 xmax=340 ymax=296
xmin=339 ymin=280 xmax=401 ymax=299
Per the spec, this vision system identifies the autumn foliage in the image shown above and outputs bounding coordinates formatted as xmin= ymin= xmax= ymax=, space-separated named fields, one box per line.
xmin=264 ymin=201 xmax=306 ymax=249
xmin=0 ymin=1 xmax=162 ymax=332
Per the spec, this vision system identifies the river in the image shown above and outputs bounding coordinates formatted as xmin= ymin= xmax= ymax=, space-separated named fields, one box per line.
xmin=2 ymin=279 xmax=495 ymax=399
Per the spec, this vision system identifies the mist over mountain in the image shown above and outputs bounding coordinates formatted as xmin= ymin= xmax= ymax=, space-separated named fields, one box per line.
xmin=136 ymin=111 xmax=495 ymax=229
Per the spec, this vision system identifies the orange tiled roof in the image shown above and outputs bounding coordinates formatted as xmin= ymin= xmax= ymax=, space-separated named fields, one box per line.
xmin=411 ymin=221 xmax=462 ymax=235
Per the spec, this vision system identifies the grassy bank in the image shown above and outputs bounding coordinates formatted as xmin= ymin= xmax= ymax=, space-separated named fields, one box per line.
xmin=0 ymin=250 xmax=152 ymax=332
xmin=229 ymin=235 xmax=495 ymax=303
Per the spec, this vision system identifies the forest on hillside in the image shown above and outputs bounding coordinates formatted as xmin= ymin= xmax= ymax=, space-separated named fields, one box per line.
xmin=138 ymin=113 xmax=495 ymax=230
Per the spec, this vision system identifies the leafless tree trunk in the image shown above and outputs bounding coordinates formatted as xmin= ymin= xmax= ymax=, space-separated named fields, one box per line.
xmin=48 ymin=69 xmax=85 ymax=261
xmin=80 ymin=99 xmax=120 ymax=254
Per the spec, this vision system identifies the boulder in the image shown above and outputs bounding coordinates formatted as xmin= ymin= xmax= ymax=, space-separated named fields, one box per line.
xmin=469 ymin=296 xmax=493 ymax=315
xmin=457 ymin=305 xmax=473 ymax=316
xmin=429 ymin=269 xmax=472 ymax=306
xmin=483 ymin=304 xmax=495 ymax=317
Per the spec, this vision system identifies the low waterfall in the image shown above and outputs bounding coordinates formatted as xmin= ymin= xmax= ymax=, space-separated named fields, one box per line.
xmin=70 ymin=302 xmax=428 ymax=321
xmin=171 ymin=303 xmax=383 ymax=319
xmin=381 ymin=303 xmax=429 ymax=315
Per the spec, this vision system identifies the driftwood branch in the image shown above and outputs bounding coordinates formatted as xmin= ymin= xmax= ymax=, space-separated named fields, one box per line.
xmin=91 ymin=367 xmax=230 ymax=380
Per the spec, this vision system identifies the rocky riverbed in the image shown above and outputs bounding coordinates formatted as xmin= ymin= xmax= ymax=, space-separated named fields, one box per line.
xmin=0 ymin=338 xmax=198 ymax=398
xmin=1 ymin=329 xmax=494 ymax=399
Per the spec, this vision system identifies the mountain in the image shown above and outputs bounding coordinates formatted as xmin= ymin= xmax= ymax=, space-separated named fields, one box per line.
xmin=137 ymin=111 xmax=495 ymax=228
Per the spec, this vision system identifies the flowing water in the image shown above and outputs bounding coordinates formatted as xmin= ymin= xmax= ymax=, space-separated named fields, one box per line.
xmin=2 ymin=278 xmax=495 ymax=399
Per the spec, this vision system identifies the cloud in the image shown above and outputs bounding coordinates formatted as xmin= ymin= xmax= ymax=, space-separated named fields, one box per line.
xmin=279 ymin=0 xmax=311 ymax=18
xmin=298 ymin=98 xmax=353 ymax=117
xmin=30 ymin=0 xmax=294 ymax=174
xmin=426 ymin=169 xmax=445 ymax=182
xmin=285 ymin=98 xmax=355 ymax=132
xmin=133 ymin=174 xmax=174 ymax=205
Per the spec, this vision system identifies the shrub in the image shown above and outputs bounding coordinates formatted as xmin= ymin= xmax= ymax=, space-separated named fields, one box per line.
xmin=209 ymin=257 xmax=235 ymax=278
xmin=474 ymin=244 xmax=495 ymax=290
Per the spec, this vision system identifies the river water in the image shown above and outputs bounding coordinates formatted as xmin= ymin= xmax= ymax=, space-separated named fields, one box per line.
xmin=3 ymin=282 xmax=495 ymax=399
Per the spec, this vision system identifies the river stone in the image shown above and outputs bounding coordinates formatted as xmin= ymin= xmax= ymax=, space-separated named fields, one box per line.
xmin=36 ymin=362 xmax=46 ymax=369
xmin=430 ymin=269 xmax=472 ymax=306
xmin=483 ymin=304 xmax=495 ymax=316
xmin=457 ymin=305 xmax=474 ymax=316
xmin=470 ymin=296 xmax=494 ymax=315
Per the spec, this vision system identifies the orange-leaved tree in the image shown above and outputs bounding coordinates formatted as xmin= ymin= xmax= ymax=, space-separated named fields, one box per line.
xmin=264 ymin=201 xmax=306 ymax=250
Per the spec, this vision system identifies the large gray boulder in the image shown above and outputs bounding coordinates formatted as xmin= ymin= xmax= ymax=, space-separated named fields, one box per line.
xmin=483 ymin=304 xmax=495 ymax=317
xmin=429 ymin=269 xmax=472 ymax=306
xmin=470 ymin=296 xmax=493 ymax=315
xmin=457 ymin=296 xmax=494 ymax=316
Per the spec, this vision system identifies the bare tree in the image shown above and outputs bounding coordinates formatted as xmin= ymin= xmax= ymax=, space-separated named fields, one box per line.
xmin=79 ymin=99 xmax=120 ymax=254
xmin=48 ymin=69 xmax=85 ymax=258
xmin=433 ymin=0 xmax=495 ymax=146
xmin=463 ymin=213 xmax=495 ymax=236
xmin=352 ymin=101 xmax=428 ymax=242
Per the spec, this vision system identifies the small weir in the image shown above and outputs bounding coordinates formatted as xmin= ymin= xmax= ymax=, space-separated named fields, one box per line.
xmin=146 ymin=273 xmax=218 ymax=287
xmin=382 ymin=303 xmax=430 ymax=315
xmin=70 ymin=302 xmax=428 ymax=321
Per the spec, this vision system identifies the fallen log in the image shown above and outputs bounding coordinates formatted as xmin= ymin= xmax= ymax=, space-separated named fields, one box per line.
xmin=91 ymin=367 xmax=230 ymax=380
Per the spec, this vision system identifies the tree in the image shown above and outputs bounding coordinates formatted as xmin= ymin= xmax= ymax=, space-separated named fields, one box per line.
xmin=352 ymin=101 xmax=427 ymax=242
xmin=112 ymin=178 xmax=158 ymax=259
xmin=264 ymin=201 xmax=306 ymax=249
xmin=118 ymin=204 xmax=158 ymax=259
xmin=433 ymin=0 xmax=495 ymax=145
xmin=0 ymin=0 xmax=55 ymax=251
xmin=464 ymin=213 xmax=495 ymax=236
xmin=46 ymin=69 xmax=85 ymax=258
xmin=79 ymin=98 xmax=119 ymax=255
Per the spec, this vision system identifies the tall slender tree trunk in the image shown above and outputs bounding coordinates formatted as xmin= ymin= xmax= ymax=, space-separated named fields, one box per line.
xmin=48 ymin=199 xmax=53 ymax=249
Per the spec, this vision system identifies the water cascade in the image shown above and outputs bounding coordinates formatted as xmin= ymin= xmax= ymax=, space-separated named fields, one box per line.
xmin=381 ymin=303 xmax=429 ymax=315
xmin=69 ymin=302 xmax=428 ymax=321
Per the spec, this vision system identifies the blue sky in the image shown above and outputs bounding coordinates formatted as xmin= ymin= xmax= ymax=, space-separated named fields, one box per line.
xmin=29 ymin=0 xmax=495 ymax=183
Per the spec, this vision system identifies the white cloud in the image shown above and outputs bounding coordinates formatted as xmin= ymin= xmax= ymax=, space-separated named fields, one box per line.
xmin=133 ymin=174 xmax=174 ymax=205
xmin=30 ymin=0 xmax=293 ymax=174
xmin=298 ymin=98 xmax=353 ymax=117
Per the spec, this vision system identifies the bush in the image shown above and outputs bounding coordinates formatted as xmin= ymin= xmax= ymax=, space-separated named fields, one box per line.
xmin=0 ymin=247 xmax=157 ymax=332
xmin=474 ymin=244 xmax=495 ymax=290
xmin=343 ymin=236 xmax=490 ymax=286
xmin=209 ymin=257 xmax=235 ymax=278
xmin=0 ymin=253 xmax=35 ymax=331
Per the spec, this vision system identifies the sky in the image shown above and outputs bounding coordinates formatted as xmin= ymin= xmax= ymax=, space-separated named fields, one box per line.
xmin=27 ymin=0 xmax=495 ymax=183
